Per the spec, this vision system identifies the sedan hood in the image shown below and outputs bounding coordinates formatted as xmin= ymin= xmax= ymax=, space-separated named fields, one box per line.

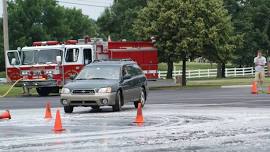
xmin=64 ymin=80 xmax=119 ymax=90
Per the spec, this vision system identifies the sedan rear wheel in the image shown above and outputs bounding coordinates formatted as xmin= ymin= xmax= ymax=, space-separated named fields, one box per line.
xmin=112 ymin=91 xmax=122 ymax=112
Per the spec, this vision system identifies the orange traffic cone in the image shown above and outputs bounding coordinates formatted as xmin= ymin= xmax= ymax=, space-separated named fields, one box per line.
xmin=44 ymin=102 xmax=52 ymax=119
xmin=267 ymin=86 xmax=270 ymax=94
xmin=52 ymin=109 xmax=65 ymax=132
xmin=134 ymin=102 xmax=144 ymax=123
xmin=0 ymin=110 xmax=11 ymax=119
xmin=251 ymin=81 xmax=258 ymax=94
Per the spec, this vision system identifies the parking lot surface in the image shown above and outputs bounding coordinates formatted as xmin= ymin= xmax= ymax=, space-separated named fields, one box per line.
xmin=1 ymin=88 xmax=270 ymax=151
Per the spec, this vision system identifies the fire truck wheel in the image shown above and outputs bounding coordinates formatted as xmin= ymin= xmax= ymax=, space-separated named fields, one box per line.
xmin=64 ymin=106 xmax=74 ymax=113
xmin=112 ymin=91 xmax=122 ymax=112
xmin=36 ymin=87 xmax=50 ymax=96
xmin=134 ymin=87 xmax=146 ymax=108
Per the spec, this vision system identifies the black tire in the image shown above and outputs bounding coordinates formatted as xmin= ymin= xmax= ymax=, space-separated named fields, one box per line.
xmin=91 ymin=106 xmax=100 ymax=110
xmin=134 ymin=87 xmax=146 ymax=108
xmin=112 ymin=91 xmax=122 ymax=112
xmin=36 ymin=87 xmax=50 ymax=96
xmin=64 ymin=106 xmax=74 ymax=113
xmin=50 ymin=87 xmax=60 ymax=94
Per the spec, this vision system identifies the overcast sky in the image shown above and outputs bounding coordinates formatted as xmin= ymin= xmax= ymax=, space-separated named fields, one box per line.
xmin=0 ymin=0 xmax=113 ymax=20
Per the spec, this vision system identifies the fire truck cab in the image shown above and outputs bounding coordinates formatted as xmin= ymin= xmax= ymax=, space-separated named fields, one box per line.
xmin=5 ymin=38 xmax=158 ymax=96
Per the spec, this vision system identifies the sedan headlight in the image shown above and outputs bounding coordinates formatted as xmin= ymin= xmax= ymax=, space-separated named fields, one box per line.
xmin=61 ymin=88 xmax=71 ymax=94
xmin=98 ymin=87 xmax=112 ymax=93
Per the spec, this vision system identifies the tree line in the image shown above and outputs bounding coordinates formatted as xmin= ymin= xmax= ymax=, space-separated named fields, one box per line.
xmin=1 ymin=0 xmax=269 ymax=86
xmin=98 ymin=0 xmax=270 ymax=85
xmin=0 ymin=0 xmax=97 ymax=71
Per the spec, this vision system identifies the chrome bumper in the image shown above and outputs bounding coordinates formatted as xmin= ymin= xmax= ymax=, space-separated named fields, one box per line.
xmin=60 ymin=92 xmax=117 ymax=106
xmin=17 ymin=79 xmax=58 ymax=87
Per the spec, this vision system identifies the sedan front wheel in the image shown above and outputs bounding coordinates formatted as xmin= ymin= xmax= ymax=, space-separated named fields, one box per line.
xmin=112 ymin=91 xmax=122 ymax=112
xmin=134 ymin=88 xmax=146 ymax=108
xmin=64 ymin=106 xmax=74 ymax=113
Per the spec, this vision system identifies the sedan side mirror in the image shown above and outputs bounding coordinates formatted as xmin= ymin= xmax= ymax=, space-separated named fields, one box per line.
xmin=123 ymin=74 xmax=132 ymax=80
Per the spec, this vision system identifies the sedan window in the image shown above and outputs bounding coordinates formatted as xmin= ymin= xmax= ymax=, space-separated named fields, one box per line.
xmin=76 ymin=65 xmax=120 ymax=80
xmin=127 ymin=65 xmax=139 ymax=77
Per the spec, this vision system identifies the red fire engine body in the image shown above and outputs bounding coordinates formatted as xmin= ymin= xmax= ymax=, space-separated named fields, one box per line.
xmin=5 ymin=38 xmax=158 ymax=96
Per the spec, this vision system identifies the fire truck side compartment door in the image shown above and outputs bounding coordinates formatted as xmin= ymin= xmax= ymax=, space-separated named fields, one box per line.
xmin=6 ymin=50 xmax=21 ymax=67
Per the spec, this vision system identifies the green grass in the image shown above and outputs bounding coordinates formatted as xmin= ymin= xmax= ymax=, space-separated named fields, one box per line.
xmin=158 ymin=62 xmax=234 ymax=71
xmin=0 ymin=84 xmax=38 ymax=97
xmin=151 ymin=77 xmax=270 ymax=91
xmin=187 ymin=77 xmax=257 ymax=87
xmin=0 ymin=71 xmax=6 ymax=78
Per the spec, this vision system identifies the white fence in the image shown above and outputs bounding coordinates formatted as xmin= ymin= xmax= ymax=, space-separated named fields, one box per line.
xmin=158 ymin=66 xmax=262 ymax=79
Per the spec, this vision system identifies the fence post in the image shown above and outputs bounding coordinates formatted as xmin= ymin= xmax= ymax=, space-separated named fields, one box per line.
xmin=242 ymin=68 xmax=245 ymax=76
xmin=208 ymin=69 xmax=210 ymax=77
xmin=234 ymin=68 xmax=237 ymax=77
xmin=198 ymin=69 xmax=201 ymax=78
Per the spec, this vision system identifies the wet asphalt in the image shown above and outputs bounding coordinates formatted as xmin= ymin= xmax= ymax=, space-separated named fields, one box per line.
xmin=1 ymin=87 xmax=270 ymax=151
xmin=0 ymin=87 xmax=269 ymax=110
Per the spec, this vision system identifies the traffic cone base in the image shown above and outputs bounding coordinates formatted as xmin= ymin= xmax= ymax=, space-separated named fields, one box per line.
xmin=52 ymin=128 xmax=66 ymax=132
xmin=52 ymin=109 xmax=65 ymax=132
xmin=45 ymin=102 xmax=52 ymax=119
xmin=134 ymin=102 xmax=144 ymax=123
xmin=136 ymin=123 xmax=143 ymax=127
xmin=0 ymin=110 xmax=11 ymax=119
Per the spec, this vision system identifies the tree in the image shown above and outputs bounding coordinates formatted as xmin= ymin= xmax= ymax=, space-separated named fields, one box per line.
xmin=199 ymin=1 xmax=241 ymax=78
xmin=7 ymin=0 xmax=97 ymax=49
xmin=0 ymin=18 xmax=4 ymax=71
xmin=97 ymin=0 xmax=147 ymax=41
xmin=0 ymin=0 xmax=98 ymax=72
xmin=225 ymin=0 xmax=270 ymax=67
xmin=133 ymin=0 xmax=238 ymax=85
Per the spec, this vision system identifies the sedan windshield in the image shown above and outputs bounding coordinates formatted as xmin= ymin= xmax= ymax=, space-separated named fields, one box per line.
xmin=76 ymin=65 xmax=120 ymax=80
xmin=22 ymin=49 xmax=62 ymax=65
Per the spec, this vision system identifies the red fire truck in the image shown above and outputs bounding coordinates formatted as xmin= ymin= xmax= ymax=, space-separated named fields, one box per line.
xmin=5 ymin=38 xmax=158 ymax=96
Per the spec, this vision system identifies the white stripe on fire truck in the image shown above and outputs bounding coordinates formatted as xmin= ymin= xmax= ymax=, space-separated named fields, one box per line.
xmin=143 ymin=70 xmax=157 ymax=74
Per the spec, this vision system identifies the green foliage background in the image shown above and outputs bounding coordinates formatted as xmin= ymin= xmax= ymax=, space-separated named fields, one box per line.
xmin=1 ymin=0 xmax=270 ymax=78
xmin=0 ymin=0 xmax=97 ymax=71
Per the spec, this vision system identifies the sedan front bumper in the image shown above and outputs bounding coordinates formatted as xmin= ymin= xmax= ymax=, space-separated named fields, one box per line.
xmin=60 ymin=92 xmax=117 ymax=106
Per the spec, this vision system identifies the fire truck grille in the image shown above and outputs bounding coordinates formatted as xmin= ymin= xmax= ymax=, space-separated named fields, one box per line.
xmin=72 ymin=90 xmax=95 ymax=94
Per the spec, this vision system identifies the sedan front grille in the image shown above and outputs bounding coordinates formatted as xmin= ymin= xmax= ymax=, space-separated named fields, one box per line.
xmin=70 ymin=101 xmax=96 ymax=104
xmin=72 ymin=89 xmax=95 ymax=94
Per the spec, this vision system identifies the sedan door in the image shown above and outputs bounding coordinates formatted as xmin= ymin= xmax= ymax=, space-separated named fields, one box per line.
xmin=130 ymin=64 xmax=145 ymax=101
xmin=120 ymin=65 xmax=134 ymax=102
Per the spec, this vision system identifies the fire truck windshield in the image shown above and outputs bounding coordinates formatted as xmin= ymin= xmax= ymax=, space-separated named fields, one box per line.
xmin=22 ymin=49 xmax=62 ymax=65
xmin=76 ymin=65 xmax=121 ymax=80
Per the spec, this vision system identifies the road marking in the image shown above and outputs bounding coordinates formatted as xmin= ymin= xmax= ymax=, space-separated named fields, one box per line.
xmin=221 ymin=85 xmax=251 ymax=88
